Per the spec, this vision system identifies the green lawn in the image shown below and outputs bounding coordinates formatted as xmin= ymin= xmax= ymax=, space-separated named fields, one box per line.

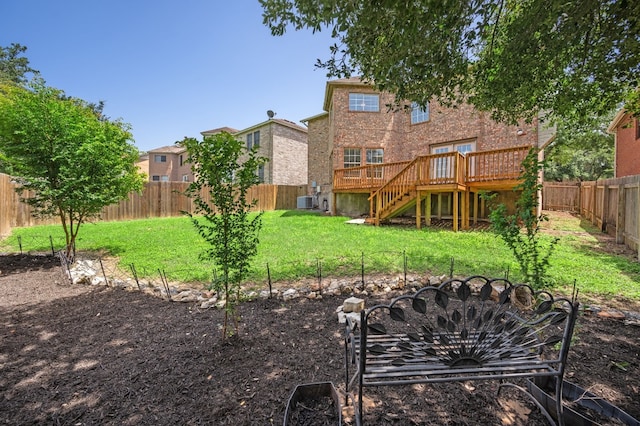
xmin=2 ymin=210 xmax=639 ymax=301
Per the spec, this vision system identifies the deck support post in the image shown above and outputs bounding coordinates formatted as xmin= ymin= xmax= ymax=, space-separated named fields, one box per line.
xmin=462 ymin=189 xmax=470 ymax=230
xmin=453 ymin=191 xmax=459 ymax=232
xmin=416 ymin=190 xmax=422 ymax=229
xmin=425 ymin=192 xmax=432 ymax=226
xmin=472 ymin=191 xmax=479 ymax=225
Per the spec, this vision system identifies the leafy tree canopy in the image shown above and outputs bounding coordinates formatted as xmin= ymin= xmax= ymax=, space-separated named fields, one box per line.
xmin=261 ymin=0 xmax=640 ymax=124
xmin=0 ymin=80 xmax=145 ymax=256
xmin=0 ymin=43 xmax=38 ymax=85
xmin=544 ymin=113 xmax=615 ymax=182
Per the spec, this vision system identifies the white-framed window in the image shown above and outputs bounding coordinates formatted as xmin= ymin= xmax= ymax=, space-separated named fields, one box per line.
xmin=343 ymin=148 xmax=361 ymax=168
xmin=366 ymin=148 xmax=384 ymax=178
xmin=154 ymin=154 xmax=167 ymax=163
xmin=247 ymin=131 xmax=260 ymax=149
xmin=181 ymin=175 xmax=189 ymax=182
xmin=160 ymin=175 xmax=169 ymax=182
xmin=257 ymin=164 xmax=265 ymax=183
xmin=432 ymin=146 xmax=451 ymax=179
xmin=411 ymin=102 xmax=430 ymax=124
xmin=430 ymin=141 xmax=476 ymax=179
xmin=455 ymin=143 xmax=474 ymax=155
xmin=349 ymin=93 xmax=379 ymax=112
xmin=366 ymin=148 xmax=384 ymax=164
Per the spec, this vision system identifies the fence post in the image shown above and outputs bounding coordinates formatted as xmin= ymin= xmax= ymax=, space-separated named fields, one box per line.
xmin=616 ymin=183 xmax=626 ymax=244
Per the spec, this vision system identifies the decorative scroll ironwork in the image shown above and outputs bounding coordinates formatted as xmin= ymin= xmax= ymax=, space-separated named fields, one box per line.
xmin=345 ymin=275 xmax=579 ymax=426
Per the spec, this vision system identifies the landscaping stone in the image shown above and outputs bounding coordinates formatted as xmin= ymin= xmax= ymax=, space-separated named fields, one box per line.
xmin=343 ymin=296 xmax=364 ymax=313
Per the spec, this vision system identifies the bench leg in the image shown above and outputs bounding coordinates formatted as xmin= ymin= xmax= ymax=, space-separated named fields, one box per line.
xmin=498 ymin=382 xmax=558 ymax=426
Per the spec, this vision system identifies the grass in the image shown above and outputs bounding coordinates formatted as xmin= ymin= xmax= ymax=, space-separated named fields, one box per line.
xmin=2 ymin=210 xmax=639 ymax=301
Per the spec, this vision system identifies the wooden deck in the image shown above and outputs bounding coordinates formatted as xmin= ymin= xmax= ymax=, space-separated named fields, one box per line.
xmin=333 ymin=146 xmax=532 ymax=230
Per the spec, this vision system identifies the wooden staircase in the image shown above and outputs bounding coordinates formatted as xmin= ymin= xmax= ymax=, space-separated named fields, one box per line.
xmin=368 ymin=152 xmax=466 ymax=225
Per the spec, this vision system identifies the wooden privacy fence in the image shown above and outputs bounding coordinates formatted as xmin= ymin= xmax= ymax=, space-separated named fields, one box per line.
xmin=542 ymin=182 xmax=581 ymax=212
xmin=0 ymin=173 xmax=306 ymax=236
xmin=543 ymin=177 xmax=640 ymax=258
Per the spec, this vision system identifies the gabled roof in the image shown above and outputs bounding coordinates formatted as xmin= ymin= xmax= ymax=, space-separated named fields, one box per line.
xmin=148 ymin=145 xmax=186 ymax=154
xmin=200 ymin=126 xmax=239 ymax=136
xmin=203 ymin=118 xmax=307 ymax=136
xmin=300 ymin=111 xmax=329 ymax=123
xmin=323 ymin=77 xmax=373 ymax=111
xmin=607 ymin=108 xmax=628 ymax=133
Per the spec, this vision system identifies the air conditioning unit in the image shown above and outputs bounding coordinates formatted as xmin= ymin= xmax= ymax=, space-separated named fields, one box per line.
xmin=297 ymin=196 xmax=314 ymax=209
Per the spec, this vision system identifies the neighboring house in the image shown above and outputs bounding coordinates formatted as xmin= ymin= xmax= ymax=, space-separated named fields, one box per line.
xmin=608 ymin=109 xmax=640 ymax=178
xmin=302 ymin=77 xmax=555 ymax=228
xmin=202 ymin=118 xmax=308 ymax=186
xmin=147 ymin=145 xmax=192 ymax=182
xmin=135 ymin=153 xmax=150 ymax=181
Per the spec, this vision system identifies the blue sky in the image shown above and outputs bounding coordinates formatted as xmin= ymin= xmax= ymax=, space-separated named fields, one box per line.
xmin=1 ymin=0 xmax=336 ymax=152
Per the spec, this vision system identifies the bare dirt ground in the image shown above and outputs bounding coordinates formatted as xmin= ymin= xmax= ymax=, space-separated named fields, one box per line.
xmin=1 ymin=252 xmax=639 ymax=425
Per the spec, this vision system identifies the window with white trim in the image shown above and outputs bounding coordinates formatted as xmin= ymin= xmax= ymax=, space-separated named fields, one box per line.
xmin=366 ymin=148 xmax=384 ymax=178
xmin=343 ymin=148 xmax=361 ymax=168
xmin=154 ymin=155 xmax=167 ymax=163
xmin=257 ymin=164 xmax=264 ymax=183
xmin=411 ymin=102 xmax=430 ymax=124
xmin=343 ymin=148 xmax=361 ymax=177
xmin=349 ymin=93 xmax=379 ymax=112
xmin=247 ymin=131 xmax=260 ymax=149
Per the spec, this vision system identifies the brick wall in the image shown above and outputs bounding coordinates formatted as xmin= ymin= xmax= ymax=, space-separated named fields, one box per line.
xmin=236 ymin=120 xmax=308 ymax=186
xmin=613 ymin=114 xmax=640 ymax=178
xmin=306 ymin=114 xmax=332 ymax=196
xmin=271 ymin=124 xmax=308 ymax=186
xmin=325 ymin=80 xmax=538 ymax=170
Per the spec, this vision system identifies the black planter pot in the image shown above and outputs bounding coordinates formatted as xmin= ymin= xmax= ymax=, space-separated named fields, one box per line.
xmin=526 ymin=378 xmax=640 ymax=426
xmin=283 ymin=381 xmax=342 ymax=426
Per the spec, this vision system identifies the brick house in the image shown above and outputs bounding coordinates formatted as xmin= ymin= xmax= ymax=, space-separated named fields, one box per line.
xmin=147 ymin=145 xmax=193 ymax=182
xmin=608 ymin=109 xmax=640 ymax=178
xmin=202 ymin=118 xmax=308 ymax=186
xmin=303 ymin=77 xmax=555 ymax=228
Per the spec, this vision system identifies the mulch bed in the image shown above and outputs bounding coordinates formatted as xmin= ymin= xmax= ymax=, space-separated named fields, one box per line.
xmin=1 ymin=254 xmax=638 ymax=425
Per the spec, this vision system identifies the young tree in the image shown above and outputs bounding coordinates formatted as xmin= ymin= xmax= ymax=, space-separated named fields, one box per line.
xmin=488 ymin=148 xmax=559 ymax=289
xmin=261 ymin=0 xmax=640 ymax=124
xmin=180 ymin=133 xmax=267 ymax=339
xmin=0 ymin=80 xmax=145 ymax=257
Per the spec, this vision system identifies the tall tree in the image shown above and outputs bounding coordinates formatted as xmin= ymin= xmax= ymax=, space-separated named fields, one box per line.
xmin=261 ymin=0 xmax=640 ymax=124
xmin=544 ymin=113 xmax=615 ymax=182
xmin=180 ymin=133 xmax=267 ymax=339
xmin=0 ymin=81 xmax=145 ymax=257
xmin=0 ymin=43 xmax=38 ymax=85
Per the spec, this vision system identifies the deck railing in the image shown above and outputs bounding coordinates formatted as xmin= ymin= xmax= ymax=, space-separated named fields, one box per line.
xmin=415 ymin=151 xmax=466 ymax=186
xmin=333 ymin=160 xmax=411 ymax=191
xmin=334 ymin=146 xmax=532 ymax=192
xmin=466 ymin=145 xmax=532 ymax=183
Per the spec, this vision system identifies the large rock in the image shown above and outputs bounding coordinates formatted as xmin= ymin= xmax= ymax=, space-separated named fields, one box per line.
xmin=343 ymin=297 xmax=365 ymax=313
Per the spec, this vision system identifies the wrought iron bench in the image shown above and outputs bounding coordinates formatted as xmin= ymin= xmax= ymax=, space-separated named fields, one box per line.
xmin=344 ymin=276 xmax=579 ymax=426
